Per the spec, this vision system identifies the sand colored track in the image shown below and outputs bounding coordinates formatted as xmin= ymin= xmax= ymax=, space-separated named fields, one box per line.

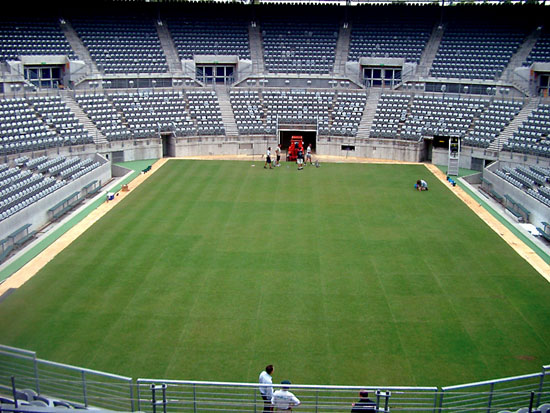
xmin=0 ymin=156 xmax=548 ymax=298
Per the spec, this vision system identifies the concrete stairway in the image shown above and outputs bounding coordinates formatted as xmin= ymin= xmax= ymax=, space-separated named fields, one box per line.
xmin=415 ymin=23 xmax=445 ymax=78
xmin=248 ymin=23 xmax=265 ymax=75
xmin=215 ymin=87 xmax=239 ymax=138
xmin=61 ymin=91 xmax=108 ymax=145
xmin=357 ymin=88 xmax=382 ymax=139
xmin=489 ymin=99 xmax=538 ymax=151
xmin=59 ymin=19 xmax=99 ymax=75
xmin=499 ymin=27 xmax=541 ymax=83
xmin=157 ymin=19 xmax=184 ymax=74
xmin=334 ymin=23 xmax=351 ymax=76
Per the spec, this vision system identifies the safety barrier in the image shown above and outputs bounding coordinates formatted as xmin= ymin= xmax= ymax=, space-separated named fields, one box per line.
xmin=0 ymin=345 xmax=548 ymax=412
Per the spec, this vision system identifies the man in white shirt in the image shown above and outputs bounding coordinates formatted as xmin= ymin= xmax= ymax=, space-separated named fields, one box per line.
xmin=272 ymin=380 xmax=301 ymax=411
xmin=264 ymin=147 xmax=273 ymax=169
xmin=259 ymin=365 xmax=274 ymax=412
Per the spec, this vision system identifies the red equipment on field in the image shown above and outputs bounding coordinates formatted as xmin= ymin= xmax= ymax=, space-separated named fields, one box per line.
xmin=286 ymin=136 xmax=304 ymax=162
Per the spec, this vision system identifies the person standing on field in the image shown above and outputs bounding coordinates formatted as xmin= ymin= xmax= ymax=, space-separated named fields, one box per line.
xmin=306 ymin=144 xmax=312 ymax=165
xmin=275 ymin=144 xmax=282 ymax=167
xmin=265 ymin=147 xmax=273 ymax=169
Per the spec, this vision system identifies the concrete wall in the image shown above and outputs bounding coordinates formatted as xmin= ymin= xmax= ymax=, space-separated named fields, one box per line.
xmin=483 ymin=161 xmax=550 ymax=228
xmin=171 ymin=136 xmax=423 ymax=162
xmin=0 ymin=155 xmax=111 ymax=239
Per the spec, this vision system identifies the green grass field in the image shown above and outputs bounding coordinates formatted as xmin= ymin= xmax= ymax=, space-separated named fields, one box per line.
xmin=1 ymin=160 xmax=549 ymax=387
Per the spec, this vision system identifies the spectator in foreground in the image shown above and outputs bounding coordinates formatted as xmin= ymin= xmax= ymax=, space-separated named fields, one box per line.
xmin=259 ymin=365 xmax=274 ymax=412
xmin=351 ymin=390 xmax=376 ymax=412
xmin=272 ymin=380 xmax=301 ymax=411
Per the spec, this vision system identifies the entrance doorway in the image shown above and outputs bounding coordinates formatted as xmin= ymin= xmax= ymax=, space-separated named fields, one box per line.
xmin=279 ymin=130 xmax=316 ymax=152
xmin=161 ymin=134 xmax=176 ymax=157
xmin=422 ymin=139 xmax=433 ymax=162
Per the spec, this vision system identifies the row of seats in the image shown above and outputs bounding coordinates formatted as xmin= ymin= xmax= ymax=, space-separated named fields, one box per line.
xmin=166 ymin=16 xmax=250 ymax=60
xmin=71 ymin=16 xmax=168 ymax=74
xmin=230 ymin=89 xmax=366 ymax=137
xmin=262 ymin=19 xmax=338 ymax=74
xmin=0 ymin=18 xmax=76 ymax=61
xmin=0 ymin=96 xmax=92 ymax=155
xmin=348 ymin=18 xmax=432 ymax=64
xmin=0 ymin=387 xmax=85 ymax=409
xmin=0 ymin=155 xmax=101 ymax=222
xmin=524 ymin=30 xmax=550 ymax=67
xmin=371 ymin=94 xmax=490 ymax=141
xmin=430 ymin=24 xmax=526 ymax=80
xmin=0 ymin=13 xmax=548 ymax=79
xmin=503 ymin=103 xmax=550 ymax=158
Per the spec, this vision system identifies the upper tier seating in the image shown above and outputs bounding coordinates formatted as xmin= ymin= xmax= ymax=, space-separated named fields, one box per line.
xmin=430 ymin=24 xmax=525 ymax=80
xmin=166 ymin=16 xmax=250 ymax=60
xmin=503 ymin=102 xmax=550 ymax=158
xmin=261 ymin=18 xmax=338 ymax=74
xmin=348 ymin=19 xmax=431 ymax=64
xmin=0 ymin=18 xmax=76 ymax=61
xmin=71 ymin=16 xmax=168 ymax=74
xmin=524 ymin=29 xmax=550 ymax=66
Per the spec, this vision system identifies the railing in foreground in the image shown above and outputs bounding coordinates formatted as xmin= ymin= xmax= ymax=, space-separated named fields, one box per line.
xmin=135 ymin=379 xmax=437 ymax=412
xmin=0 ymin=345 xmax=549 ymax=412
xmin=0 ymin=345 xmax=134 ymax=411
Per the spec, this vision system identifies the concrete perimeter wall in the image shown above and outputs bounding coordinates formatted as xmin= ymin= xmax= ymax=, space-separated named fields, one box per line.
xmin=483 ymin=161 xmax=550 ymax=228
xmin=0 ymin=154 xmax=111 ymax=239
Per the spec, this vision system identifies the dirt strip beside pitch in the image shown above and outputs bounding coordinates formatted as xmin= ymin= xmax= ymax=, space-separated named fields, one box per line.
xmin=425 ymin=163 xmax=550 ymax=283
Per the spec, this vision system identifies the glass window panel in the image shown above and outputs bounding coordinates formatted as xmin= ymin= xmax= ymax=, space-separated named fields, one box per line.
xmin=52 ymin=68 xmax=60 ymax=78
xmin=372 ymin=69 xmax=381 ymax=78
xmin=384 ymin=70 xmax=393 ymax=79
xmin=216 ymin=66 xmax=225 ymax=76
xmin=41 ymin=68 xmax=50 ymax=79
xmin=29 ymin=68 xmax=38 ymax=79
xmin=395 ymin=70 xmax=401 ymax=80
xmin=205 ymin=67 xmax=213 ymax=76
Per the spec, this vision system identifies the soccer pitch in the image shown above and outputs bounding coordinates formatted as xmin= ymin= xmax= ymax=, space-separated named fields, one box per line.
xmin=0 ymin=160 xmax=549 ymax=387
